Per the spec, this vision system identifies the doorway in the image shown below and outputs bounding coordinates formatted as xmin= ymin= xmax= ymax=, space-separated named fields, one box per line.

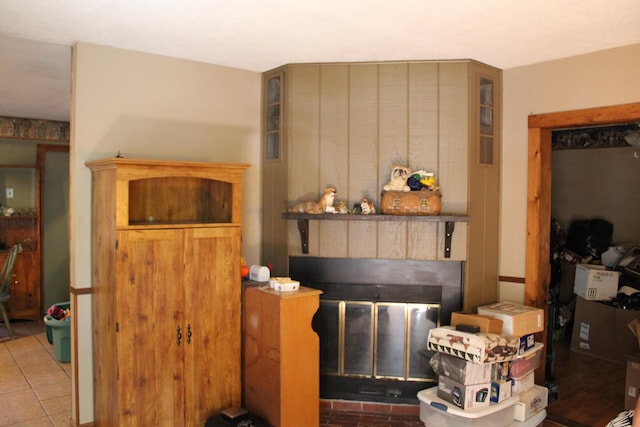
xmin=37 ymin=144 xmax=70 ymax=309
xmin=525 ymin=101 xmax=640 ymax=381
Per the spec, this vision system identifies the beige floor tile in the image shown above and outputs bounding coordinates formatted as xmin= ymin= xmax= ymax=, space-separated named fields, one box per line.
xmin=0 ymin=363 xmax=24 ymax=382
xmin=28 ymin=370 xmax=71 ymax=401
xmin=5 ymin=417 xmax=53 ymax=427
xmin=0 ymin=398 xmax=47 ymax=426
xmin=0 ymin=376 xmax=31 ymax=396
xmin=0 ymin=388 xmax=38 ymax=406
xmin=41 ymin=395 xmax=72 ymax=416
xmin=3 ymin=321 xmax=72 ymax=427
xmin=49 ymin=412 xmax=72 ymax=427
xmin=5 ymin=336 xmax=42 ymax=356
xmin=27 ymin=370 xmax=71 ymax=388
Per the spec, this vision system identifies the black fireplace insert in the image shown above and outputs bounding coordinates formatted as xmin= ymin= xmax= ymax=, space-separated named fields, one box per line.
xmin=290 ymin=256 xmax=464 ymax=404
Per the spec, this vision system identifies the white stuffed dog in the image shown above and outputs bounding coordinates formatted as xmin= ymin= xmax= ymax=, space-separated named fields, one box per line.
xmin=383 ymin=165 xmax=412 ymax=192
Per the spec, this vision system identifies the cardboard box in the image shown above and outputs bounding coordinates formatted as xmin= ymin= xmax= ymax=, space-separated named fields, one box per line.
xmin=429 ymin=352 xmax=493 ymax=385
xmin=518 ymin=334 xmax=535 ymax=354
xmin=490 ymin=379 xmax=512 ymax=403
xmin=570 ymin=296 xmax=640 ymax=364
xmin=427 ymin=326 xmax=520 ymax=364
xmin=513 ymin=384 xmax=549 ymax=422
xmin=477 ymin=302 xmax=544 ymax=336
xmin=573 ymin=264 xmax=620 ymax=301
xmin=450 ymin=312 xmax=504 ymax=334
xmin=437 ymin=375 xmax=491 ymax=410
xmin=625 ymin=355 xmax=640 ymax=410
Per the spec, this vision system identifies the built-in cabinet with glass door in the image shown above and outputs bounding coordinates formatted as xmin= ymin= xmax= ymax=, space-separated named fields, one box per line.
xmin=0 ymin=165 xmax=40 ymax=320
xmin=87 ymin=158 xmax=249 ymax=426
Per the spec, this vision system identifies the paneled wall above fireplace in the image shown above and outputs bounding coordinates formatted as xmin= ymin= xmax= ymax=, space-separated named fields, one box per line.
xmin=261 ymin=60 xmax=502 ymax=311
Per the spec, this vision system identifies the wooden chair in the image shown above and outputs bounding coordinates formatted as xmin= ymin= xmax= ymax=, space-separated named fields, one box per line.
xmin=0 ymin=243 xmax=22 ymax=339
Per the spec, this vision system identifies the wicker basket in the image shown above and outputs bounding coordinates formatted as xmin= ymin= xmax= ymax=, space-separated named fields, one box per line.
xmin=380 ymin=190 xmax=442 ymax=215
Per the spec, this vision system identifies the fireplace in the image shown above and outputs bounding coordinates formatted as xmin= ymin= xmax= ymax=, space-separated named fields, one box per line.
xmin=289 ymin=256 xmax=464 ymax=404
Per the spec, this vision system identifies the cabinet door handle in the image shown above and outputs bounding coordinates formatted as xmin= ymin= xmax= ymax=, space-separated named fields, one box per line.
xmin=176 ymin=326 xmax=182 ymax=345
xmin=187 ymin=324 xmax=192 ymax=344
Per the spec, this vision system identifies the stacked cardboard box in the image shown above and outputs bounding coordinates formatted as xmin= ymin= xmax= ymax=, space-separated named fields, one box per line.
xmin=425 ymin=303 xmax=548 ymax=424
xmin=477 ymin=302 xmax=549 ymax=423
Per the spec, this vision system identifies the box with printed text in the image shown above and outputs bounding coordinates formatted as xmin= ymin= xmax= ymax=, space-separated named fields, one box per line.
xmin=573 ymin=264 xmax=620 ymax=301
xmin=477 ymin=302 xmax=544 ymax=336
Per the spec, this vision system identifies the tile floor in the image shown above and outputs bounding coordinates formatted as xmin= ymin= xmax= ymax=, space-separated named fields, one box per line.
xmin=0 ymin=319 xmax=71 ymax=426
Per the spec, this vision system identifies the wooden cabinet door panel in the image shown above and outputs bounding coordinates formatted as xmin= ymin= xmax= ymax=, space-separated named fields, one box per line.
xmin=116 ymin=229 xmax=187 ymax=426
xmin=184 ymin=226 xmax=242 ymax=425
xmin=4 ymin=252 xmax=40 ymax=319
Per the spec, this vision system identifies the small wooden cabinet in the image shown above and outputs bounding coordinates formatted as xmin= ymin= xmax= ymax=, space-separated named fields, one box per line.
xmin=243 ymin=285 xmax=322 ymax=427
xmin=87 ymin=158 xmax=249 ymax=426
xmin=0 ymin=165 xmax=40 ymax=320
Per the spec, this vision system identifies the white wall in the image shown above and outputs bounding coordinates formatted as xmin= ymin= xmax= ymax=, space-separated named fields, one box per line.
xmin=70 ymin=43 xmax=261 ymax=423
xmin=499 ymin=43 xmax=640 ymax=303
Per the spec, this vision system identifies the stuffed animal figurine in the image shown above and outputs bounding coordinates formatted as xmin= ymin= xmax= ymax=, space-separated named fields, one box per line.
xmin=289 ymin=187 xmax=337 ymax=214
xmin=383 ymin=165 xmax=412 ymax=192
xmin=360 ymin=198 xmax=376 ymax=214
xmin=335 ymin=200 xmax=350 ymax=214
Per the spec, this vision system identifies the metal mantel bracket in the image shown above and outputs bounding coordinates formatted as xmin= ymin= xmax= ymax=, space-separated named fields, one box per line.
xmin=282 ymin=213 xmax=467 ymax=257
xmin=297 ymin=219 xmax=309 ymax=254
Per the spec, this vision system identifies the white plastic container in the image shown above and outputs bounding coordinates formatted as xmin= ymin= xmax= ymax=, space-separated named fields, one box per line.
xmin=418 ymin=386 xmax=518 ymax=427
xmin=508 ymin=409 xmax=547 ymax=426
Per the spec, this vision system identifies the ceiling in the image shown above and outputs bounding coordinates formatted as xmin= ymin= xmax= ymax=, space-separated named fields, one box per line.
xmin=1 ymin=0 xmax=639 ymax=122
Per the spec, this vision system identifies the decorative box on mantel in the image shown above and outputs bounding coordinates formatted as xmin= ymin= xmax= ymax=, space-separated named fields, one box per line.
xmin=380 ymin=189 xmax=442 ymax=216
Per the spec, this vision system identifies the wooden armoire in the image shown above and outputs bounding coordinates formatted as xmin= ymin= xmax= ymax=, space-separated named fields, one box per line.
xmin=87 ymin=158 xmax=249 ymax=426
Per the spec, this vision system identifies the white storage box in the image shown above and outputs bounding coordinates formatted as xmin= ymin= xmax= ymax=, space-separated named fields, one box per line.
xmin=573 ymin=264 xmax=620 ymax=301
xmin=513 ymin=384 xmax=549 ymax=422
xmin=508 ymin=409 xmax=547 ymax=427
xmin=418 ymin=386 xmax=518 ymax=427
xmin=511 ymin=370 xmax=535 ymax=395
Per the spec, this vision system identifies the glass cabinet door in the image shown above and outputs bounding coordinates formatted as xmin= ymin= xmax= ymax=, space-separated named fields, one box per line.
xmin=479 ymin=77 xmax=495 ymax=165
xmin=0 ymin=166 xmax=37 ymax=215
xmin=264 ymin=73 xmax=283 ymax=161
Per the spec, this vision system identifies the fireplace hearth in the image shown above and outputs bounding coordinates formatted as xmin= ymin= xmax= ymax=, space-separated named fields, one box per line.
xmin=290 ymin=256 xmax=464 ymax=404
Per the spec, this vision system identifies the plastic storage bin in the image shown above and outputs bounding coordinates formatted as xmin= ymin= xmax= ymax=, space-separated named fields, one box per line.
xmin=45 ymin=301 xmax=70 ymax=344
xmin=418 ymin=386 xmax=518 ymax=427
xmin=508 ymin=409 xmax=547 ymax=426
xmin=44 ymin=302 xmax=71 ymax=363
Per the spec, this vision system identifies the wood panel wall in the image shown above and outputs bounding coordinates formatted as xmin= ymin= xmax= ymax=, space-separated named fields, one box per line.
xmin=261 ymin=60 xmax=502 ymax=311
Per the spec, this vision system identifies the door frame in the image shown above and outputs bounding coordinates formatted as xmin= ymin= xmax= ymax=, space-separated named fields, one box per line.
xmin=526 ymin=102 xmax=640 ymax=381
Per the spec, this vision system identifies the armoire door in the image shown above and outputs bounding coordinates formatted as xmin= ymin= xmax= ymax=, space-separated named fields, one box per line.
xmin=115 ymin=228 xmax=187 ymax=426
xmin=183 ymin=226 xmax=242 ymax=424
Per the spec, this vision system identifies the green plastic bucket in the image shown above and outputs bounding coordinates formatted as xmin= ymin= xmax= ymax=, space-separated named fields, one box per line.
xmin=44 ymin=302 xmax=71 ymax=363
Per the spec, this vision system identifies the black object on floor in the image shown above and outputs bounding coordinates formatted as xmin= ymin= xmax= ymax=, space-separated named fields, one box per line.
xmin=205 ymin=407 xmax=270 ymax=427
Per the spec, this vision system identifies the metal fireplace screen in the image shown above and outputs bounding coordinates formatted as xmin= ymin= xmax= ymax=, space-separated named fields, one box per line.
xmin=316 ymin=300 xmax=439 ymax=381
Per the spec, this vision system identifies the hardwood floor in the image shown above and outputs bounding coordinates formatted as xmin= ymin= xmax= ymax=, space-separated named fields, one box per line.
xmin=544 ymin=334 xmax=627 ymax=427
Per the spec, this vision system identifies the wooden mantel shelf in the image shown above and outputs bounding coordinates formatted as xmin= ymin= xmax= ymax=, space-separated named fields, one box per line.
xmin=281 ymin=212 xmax=470 ymax=258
